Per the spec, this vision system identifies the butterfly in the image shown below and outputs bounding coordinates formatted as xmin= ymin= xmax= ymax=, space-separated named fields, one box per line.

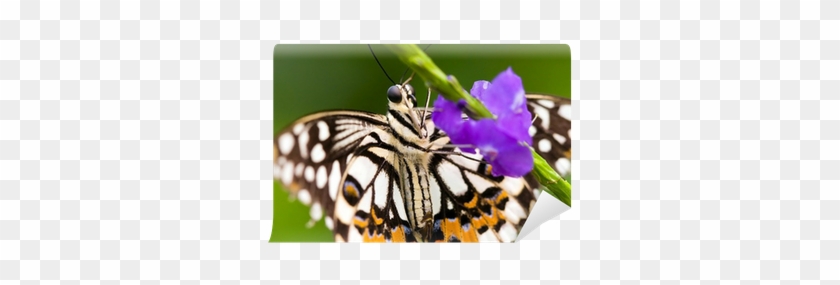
xmin=273 ymin=77 xmax=572 ymax=242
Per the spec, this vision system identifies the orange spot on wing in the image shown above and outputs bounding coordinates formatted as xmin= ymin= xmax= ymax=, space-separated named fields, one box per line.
xmin=461 ymin=223 xmax=479 ymax=242
xmin=495 ymin=191 xmax=509 ymax=205
xmin=370 ymin=209 xmax=385 ymax=225
xmin=346 ymin=184 xmax=358 ymax=199
xmin=353 ymin=216 xmax=368 ymax=229
xmin=470 ymin=204 xmax=506 ymax=238
xmin=362 ymin=229 xmax=386 ymax=242
xmin=390 ymin=226 xmax=407 ymax=242
xmin=485 ymin=207 xmax=504 ymax=225
xmin=463 ymin=194 xmax=478 ymax=209
xmin=442 ymin=218 xmax=463 ymax=242
xmin=471 ymin=217 xmax=487 ymax=233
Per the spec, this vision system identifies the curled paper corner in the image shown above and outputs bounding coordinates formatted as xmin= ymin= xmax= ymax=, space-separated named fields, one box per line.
xmin=515 ymin=193 xmax=571 ymax=242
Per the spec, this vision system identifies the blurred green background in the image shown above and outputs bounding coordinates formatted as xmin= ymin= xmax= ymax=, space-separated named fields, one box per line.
xmin=272 ymin=44 xmax=571 ymax=242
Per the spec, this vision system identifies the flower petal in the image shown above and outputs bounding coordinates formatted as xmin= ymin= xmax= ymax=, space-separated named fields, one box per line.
xmin=487 ymin=142 xmax=533 ymax=177
xmin=432 ymin=95 xmax=463 ymax=130
xmin=461 ymin=119 xmax=533 ymax=177
xmin=470 ymin=80 xmax=491 ymax=101
xmin=431 ymin=69 xmax=536 ymax=178
xmin=482 ymin=67 xmax=526 ymax=116
xmin=497 ymin=110 xmax=533 ymax=144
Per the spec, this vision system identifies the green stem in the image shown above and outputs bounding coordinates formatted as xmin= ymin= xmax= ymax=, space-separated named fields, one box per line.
xmin=386 ymin=44 xmax=572 ymax=207
xmin=530 ymin=148 xmax=572 ymax=206
xmin=386 ymin=44 xmax=495 ymax=120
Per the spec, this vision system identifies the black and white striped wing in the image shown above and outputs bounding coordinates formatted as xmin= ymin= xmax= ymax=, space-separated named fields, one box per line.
xmin=427 ymin=150 xmax=536 ymax=242
xmin=332 ymin=144 xmax=417 ymax=242
xmin=274 ymin=95 xmax=573 ymax=243
xmin=526 ymin=94 xmax=573 ymax=178
xmin=273 ymin=111 xmax=389 ymax=231
xmin=421 ymin=95 xmax=573 ymax=242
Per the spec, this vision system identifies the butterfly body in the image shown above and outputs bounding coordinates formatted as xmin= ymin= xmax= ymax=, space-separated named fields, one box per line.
xmin=274 ymin=83 xmax=572 ymax=242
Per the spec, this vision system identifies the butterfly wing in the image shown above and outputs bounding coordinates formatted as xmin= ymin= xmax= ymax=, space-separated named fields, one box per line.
xmin=274 ymin=95 xmax=573 ymax=243
xmin=421 ymin=95 xmax=572 ymax=242
xmin=332 ymin=143 xmax=417 ymax=242
xmin=526 ymin=94 xmax=573 ymax=178
xmin=427 ymin=150 xmax=536 ymax=242
xmin=273 ymin=111 xmax=389 ymax=230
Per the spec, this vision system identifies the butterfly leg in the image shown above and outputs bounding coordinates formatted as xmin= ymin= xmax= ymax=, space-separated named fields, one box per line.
xmin=420 ymin=87 xmax=432 ymax=138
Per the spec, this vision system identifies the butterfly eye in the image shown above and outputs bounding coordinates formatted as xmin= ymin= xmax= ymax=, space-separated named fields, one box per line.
xmin=387 ymin=85 xmax=402 ymax=103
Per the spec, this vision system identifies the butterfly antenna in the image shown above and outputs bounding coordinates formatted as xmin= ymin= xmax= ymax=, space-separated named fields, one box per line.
xmin=413 ymin=45 xmax=434 ymax=137
xmin=401 ymin=71 xmax=415 ymax=87
xmin=368 ymin=44 xmax=396 ymax=85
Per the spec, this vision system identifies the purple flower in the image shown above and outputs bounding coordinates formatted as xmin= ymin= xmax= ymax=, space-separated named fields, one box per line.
xmin=431 ymin=67 xmax=534 ymax=177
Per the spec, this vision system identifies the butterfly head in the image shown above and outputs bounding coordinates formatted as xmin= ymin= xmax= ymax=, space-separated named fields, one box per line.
xmin=386 ymin=83 xmax=417 ymax=108
xmin=386 ymin=82 xmax=427 ymax=140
